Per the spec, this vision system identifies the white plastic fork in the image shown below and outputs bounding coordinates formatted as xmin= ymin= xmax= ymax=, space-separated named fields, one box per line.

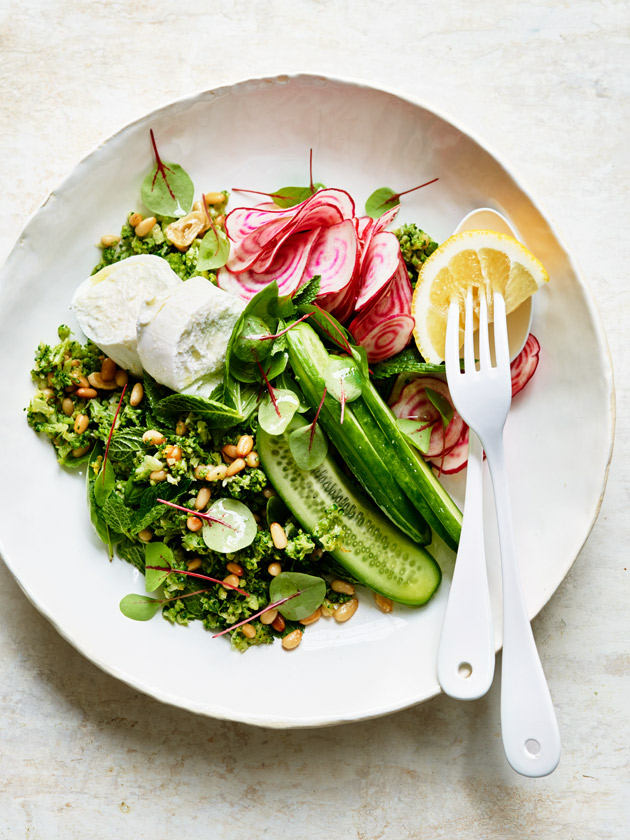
xmin=445 ymin=290 xmax=561 ymax=777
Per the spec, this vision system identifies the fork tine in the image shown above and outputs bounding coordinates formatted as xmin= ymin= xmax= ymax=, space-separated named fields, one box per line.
xmin=493 ymin=293 xmax=510 ymax=369
xmin=445 ymin=300 xmax=461 ymax=381
xmin=478 ymin=294 xmax=491 ymax=370
xmin=464 ymin=289 xmax=475 ymax=373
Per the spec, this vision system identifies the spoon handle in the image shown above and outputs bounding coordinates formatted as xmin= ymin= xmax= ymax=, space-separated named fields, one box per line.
xmin=437 ymin=431 xmax=495 ymax=699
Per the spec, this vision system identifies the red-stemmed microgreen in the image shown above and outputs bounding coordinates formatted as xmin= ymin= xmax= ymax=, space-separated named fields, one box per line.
xmin=211 ymin=590 xmax=304 ymax=638
xmin=149 ymin=129 xmax=175 ymax=200
xmin=256 ymin=359 xmax=280 ymax=417
xmin=309 ymin=147 xmax=314 ymax=193
xmin=140 ymin=130 xmax=194 ymax=217
xmin=145 ymin=565 xmax=250 ymax=596
xmin=120 ymin=588 xmax=215 ymax=622
xmin=256 ymin=312 xmax=313 ymax=342
xmin=310 ymin=387 xmax=327 ymax=449
xmin=101 ymin=383 xmax=127 ymax=484
xmin=157 ymin=497 xmax=236 ymax=530
xmin=313 ymin=304 xmax=353 ymax=355
xmin=365 ymin=178 xmax=439 ymax=219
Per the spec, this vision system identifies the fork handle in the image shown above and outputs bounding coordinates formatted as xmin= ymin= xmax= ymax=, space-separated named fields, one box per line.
xmin=437 ymin=431 xmax=495 ymax=699
xmin=484 ymin=433 xmax=561 ymax=777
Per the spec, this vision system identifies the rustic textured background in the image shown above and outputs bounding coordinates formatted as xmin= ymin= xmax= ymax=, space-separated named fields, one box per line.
xmin=0 ymin=1 xmax=627 ymax=837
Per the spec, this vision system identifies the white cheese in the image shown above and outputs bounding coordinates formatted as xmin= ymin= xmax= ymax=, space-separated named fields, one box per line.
xmin=136 ymin=275 xmax=246 ymax=396
xmin=70 ymin=254 xmax=182 ymax=375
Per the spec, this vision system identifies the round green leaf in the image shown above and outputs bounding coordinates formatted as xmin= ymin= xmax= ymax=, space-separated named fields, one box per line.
xmin=396 ymin=417 xmax=433 ymax=454
xmin=197 ymin=227 xmax=230 ymax=270
xmin=324 ymin=357 xmax=363 ymax=404
xmin=144 ymin=542 xmax=174 ymax=592
xmin=234 ymin=315 xmax=273 ymax=362
xmin=269 ymin=572 xmax=326 ymax=621
xmin=288 ymin=423 xmax=328 ymax=471
xmin=141 ymin=162 xmax=194 ymax=218
xmin=272 ymin=186 xmax=312 ymax=209
xmin=258 ymin=389 xmax=300 ymax=435
xmin=202 ymin=498 xmax=257 ymax=553
xmin=119 ymin=594 xmax=162 ymax=621
xmin=365 ymin=187 xmax=398 ymax=219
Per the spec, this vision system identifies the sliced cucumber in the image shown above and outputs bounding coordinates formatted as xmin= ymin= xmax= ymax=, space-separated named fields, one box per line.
xmin=258 ymin=417 xmax=442 ymax=606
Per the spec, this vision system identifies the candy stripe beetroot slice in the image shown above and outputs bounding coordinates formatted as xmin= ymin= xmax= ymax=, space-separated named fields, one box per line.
xmin=217 ymin=228 xmax=320 ymax=300
xmin=349 ymin=258 xmax=412 ymax=340
xmin=511 ymin=334 xmax=540 ymax=397
xmin=389 ymin=376 xmax=465 ymax=458
xmin=354 ymin=313 xmax=415 ymax=363
xmin=372 ymin=205 xmax=400 ymax=234
xmin=354 ymin=231 xmax=402 ymax=311
xmin=303 ymin=219 xmax=359 ymax=295
xmin=428 ymin=427 xmax=470 ymax=474
xmin=226 ymin=215 xmax=296 ymax=273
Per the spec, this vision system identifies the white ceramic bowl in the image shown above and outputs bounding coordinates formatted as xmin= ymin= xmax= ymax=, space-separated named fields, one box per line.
xmin=0 ymin=74 xmax=614 ymax=727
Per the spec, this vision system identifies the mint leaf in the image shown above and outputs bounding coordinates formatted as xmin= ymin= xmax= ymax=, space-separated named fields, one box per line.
xmin=292 ymin=275 xmax=321 ymax=307
xmin=154 ymin=394 xmax=243 ymax=427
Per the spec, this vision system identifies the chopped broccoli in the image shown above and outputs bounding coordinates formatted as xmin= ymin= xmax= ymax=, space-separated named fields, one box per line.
xmin=394 ymin=223 xmax=438 ymax=287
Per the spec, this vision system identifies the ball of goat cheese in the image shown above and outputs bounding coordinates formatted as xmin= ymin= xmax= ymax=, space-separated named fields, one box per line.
xmin=71 ymin=254 xmax=182 ymax=375
xmin=136 ymin=275 xmax=246 ymax=396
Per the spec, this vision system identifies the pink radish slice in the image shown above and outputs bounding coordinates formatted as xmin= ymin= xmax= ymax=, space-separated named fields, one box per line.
xmin=303 ymin=220 xmax=359 ymax=295
xmin=354 ymin=231 xmax=402 ymax=311
xmin=354 ymin=313 xmax=414 ymax=363
xmin=511 ymin=334 xmax=540 ymax=397
xmin=218 ymin=228 xmax=319 ymax=300
xmin=428 ymin=427 xmax=470 ymax=474
xmin=389 ymin=376 xmax=465 ymax=457
xmin=348 ymin=258 xmax=412 ymax=340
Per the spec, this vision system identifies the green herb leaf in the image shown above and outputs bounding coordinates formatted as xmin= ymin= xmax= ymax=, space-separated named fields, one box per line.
xmin=93 ymin=458 xmax=116 ymax=508
xmin=117 ymin=537 xmax=145 ymax=573
xmin=119 ymin=593 xmax=162 ymax=621
xmin=292 ymin=275 xmax=321 ymax=307
xmin=233 ymin=315 xmax=274 ymax=362
xmin=396 ymin=417 xmax=434 ymax=454
xmin=258 ymin=389 xmax=300 ymax=435
xmin=197 ymin=227 xmax=230 ymax=271
xmin=101 ymin=494 xmax=131 ymax=535
xmin=223 ymin=377 xmax=259 ymax=422
xmin=144 ymin=542 xmax=174 ymax=591
xmin=425 ymin=387 xmax=453 ymax=429
xmin=288 ymin=423 xmax=328 ymax=470
xmin=131 ymin=479 xmax=192 ymax=533
xmin=269 ymin=572 xmax=326 ymax=621
xmin=371 ymin=347 xmax=447 ymax=379
xmin=154 ymin=394 xmax=243 ymax=427
xmin=107 ymin=428 xmax=145 ymax=467
xmin=271 ymin=185 xmax=312 ymax=209
xmin=365 ymin=187 xmax=398 ymax=219
xmin=201 ymin=498 xmax=257 ymax=553
xmin=324 ymin=357 xmax=363 ymax=404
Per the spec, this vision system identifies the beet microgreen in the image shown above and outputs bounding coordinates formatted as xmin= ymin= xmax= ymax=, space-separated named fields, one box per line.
xmin=145 ymin=565 xmax=250 ymax=596
xmin=140 ymin=129 xmax=194 ymax=217
xmin=120 ymin=588 xmax=213 ymax=622
xmin=144 ymin=541 xmax=174 ymax=591
xmin=396 ymin=417 xmax=436 ymax=454
xmin=197 ymin=226 xmax=230 ymax=271
xmin=201 ymin=499 xmax=257 ymax=554
xmin=210 ymin=588 xmax=306 ymax=638
xmin=269 ymin=571 xmax=326 ymax=621
xmin=365 ymin=178 xmax=439 ymax=219
xmin=425 ymin=387 xmax=454 ymax=429
xmin=258 ymin=387 xmax=300 ymax=434
xmin=157 ymin=497 xmax=235 ymax=529
xmin=324 ymin=358 xmax=362 ymax=424
xmin=288 ymin=422 xmax=328 ymax=470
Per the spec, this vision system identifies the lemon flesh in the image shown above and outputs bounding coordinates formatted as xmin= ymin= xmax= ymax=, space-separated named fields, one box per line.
xmin=412 ymin=230 xmax=549 ymax=363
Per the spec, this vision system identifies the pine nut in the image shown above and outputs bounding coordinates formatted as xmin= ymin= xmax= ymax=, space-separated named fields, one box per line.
xmin=195 ymin=487 xmax=211 ymax=510
xmin=204 ymin=191 xmax=225 ymax=205
xmin=260 ymin=608 xmax=278 ymax=625
xmin=47 ymin=371 xmax=55 ymax=386
xmin=222 ymin=444 xmax=238 ymax=461
xmin=241 ymin=623 xmax=256 ymax=639
xmin=143 ymin=429 xmax=165 ymax=446
xmin=222 ymin=574 xmax=240 ymax=590
xmin=187 ymin=516 xmax=203 ymax=532
xmin=176 ymin=421 xmax=188 ymax=436
xmin=130 ymin=382 xmax=144 ymax=406
xmin=299 ymin=608 xmax=322 ymax=626
xmin=192 ymin=200 xmax=203 ymax=212
xmin=373 ymin=593 xmax=393 ymax=613
xmin=165 ymin=445 xmax=182 ymax=465
xmin=215 ymin=215 xmax=225 ymax=227
xmin=101 ymin=358 xmax=117 ymax=381
xmin=115 ymin=369 xmax=128 ymax=388
xmin=70 ymin=359 xmax=80 ymax=367
xmin=41 ymin=387 xmax=55 ymax=400
xmin=207 ymin=465 xmax=228 ymax=481
xmin=236 ymin=435 xmax=254 ymax=457
xmin=74 ymin=413 xmax=89 ymax=434
xmin=270 ymin=523 xmax=287 ymax=550
xmin=149 ymin=469 xmax=167 ymax=482
xmin=245 ymin=451 xmax=260 ymax=468
xmin=129 ymin=212 xmax=143 ymax=227
xmin=226 ymin=458 xmax=246 ymax=477
xmin=187 ymin=557 xmax=202 ymax=571
xmin=71 ymin=445 xmax=91 ymax=457
xmin=271 ymin=614 xmax=285 ymax=632
xmin=76 ymin=387 xmax=98 ymax=399
xmin=282 ymin=629 xmax=303 ymax=650
xmin=262 ymin=487 xmax=277 ymax=499
xmin=267 ymin=562 xmax=282 ymax=577
xmin=88 ymin=371 xmax=117 ymax=390
xmin=320 ymin=602 xmax=334 ymax=618
xmin=135 ymin=216 xmax=156 ymax=237
xmin=331 ymin=580 xmax=355 ymax=596
xmin=334 ymin=598 xmax=359 ymax=623
xmin=62 ymin=397 xmax=74 ymax=416
xmin=100 ymin=234 xmax=119 ymax=247
xmin=71 ymin=372 xmax=89 ymax=388
xmin=226 ymin=561 xmax=243 ymax=577
xmin=138 ymin=528 xmax=153 ymax=542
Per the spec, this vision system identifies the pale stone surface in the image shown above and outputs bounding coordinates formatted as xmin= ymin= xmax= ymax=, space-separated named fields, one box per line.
xmin=0 ymin=0 xmax=628 ymax=837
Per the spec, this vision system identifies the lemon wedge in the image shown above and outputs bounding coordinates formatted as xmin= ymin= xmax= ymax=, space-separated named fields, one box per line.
xmin=411 ymin=230 xmax=549 ymax=363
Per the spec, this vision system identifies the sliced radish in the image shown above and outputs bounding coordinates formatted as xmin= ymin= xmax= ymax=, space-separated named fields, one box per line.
xmin=389 ymin=376 xmax=465 ymax=457
xmin=217 ymin=228 xmax=319 ymax=300
xmin=354 ymin=231 xmax=401 ymax=311
xmin=353 ymin=313 xmax=414 ymax=363
xmin=511 ymin=334 xmax=540 ymax=397
xmin=428 ymin=427 xmax=470 ymax=474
